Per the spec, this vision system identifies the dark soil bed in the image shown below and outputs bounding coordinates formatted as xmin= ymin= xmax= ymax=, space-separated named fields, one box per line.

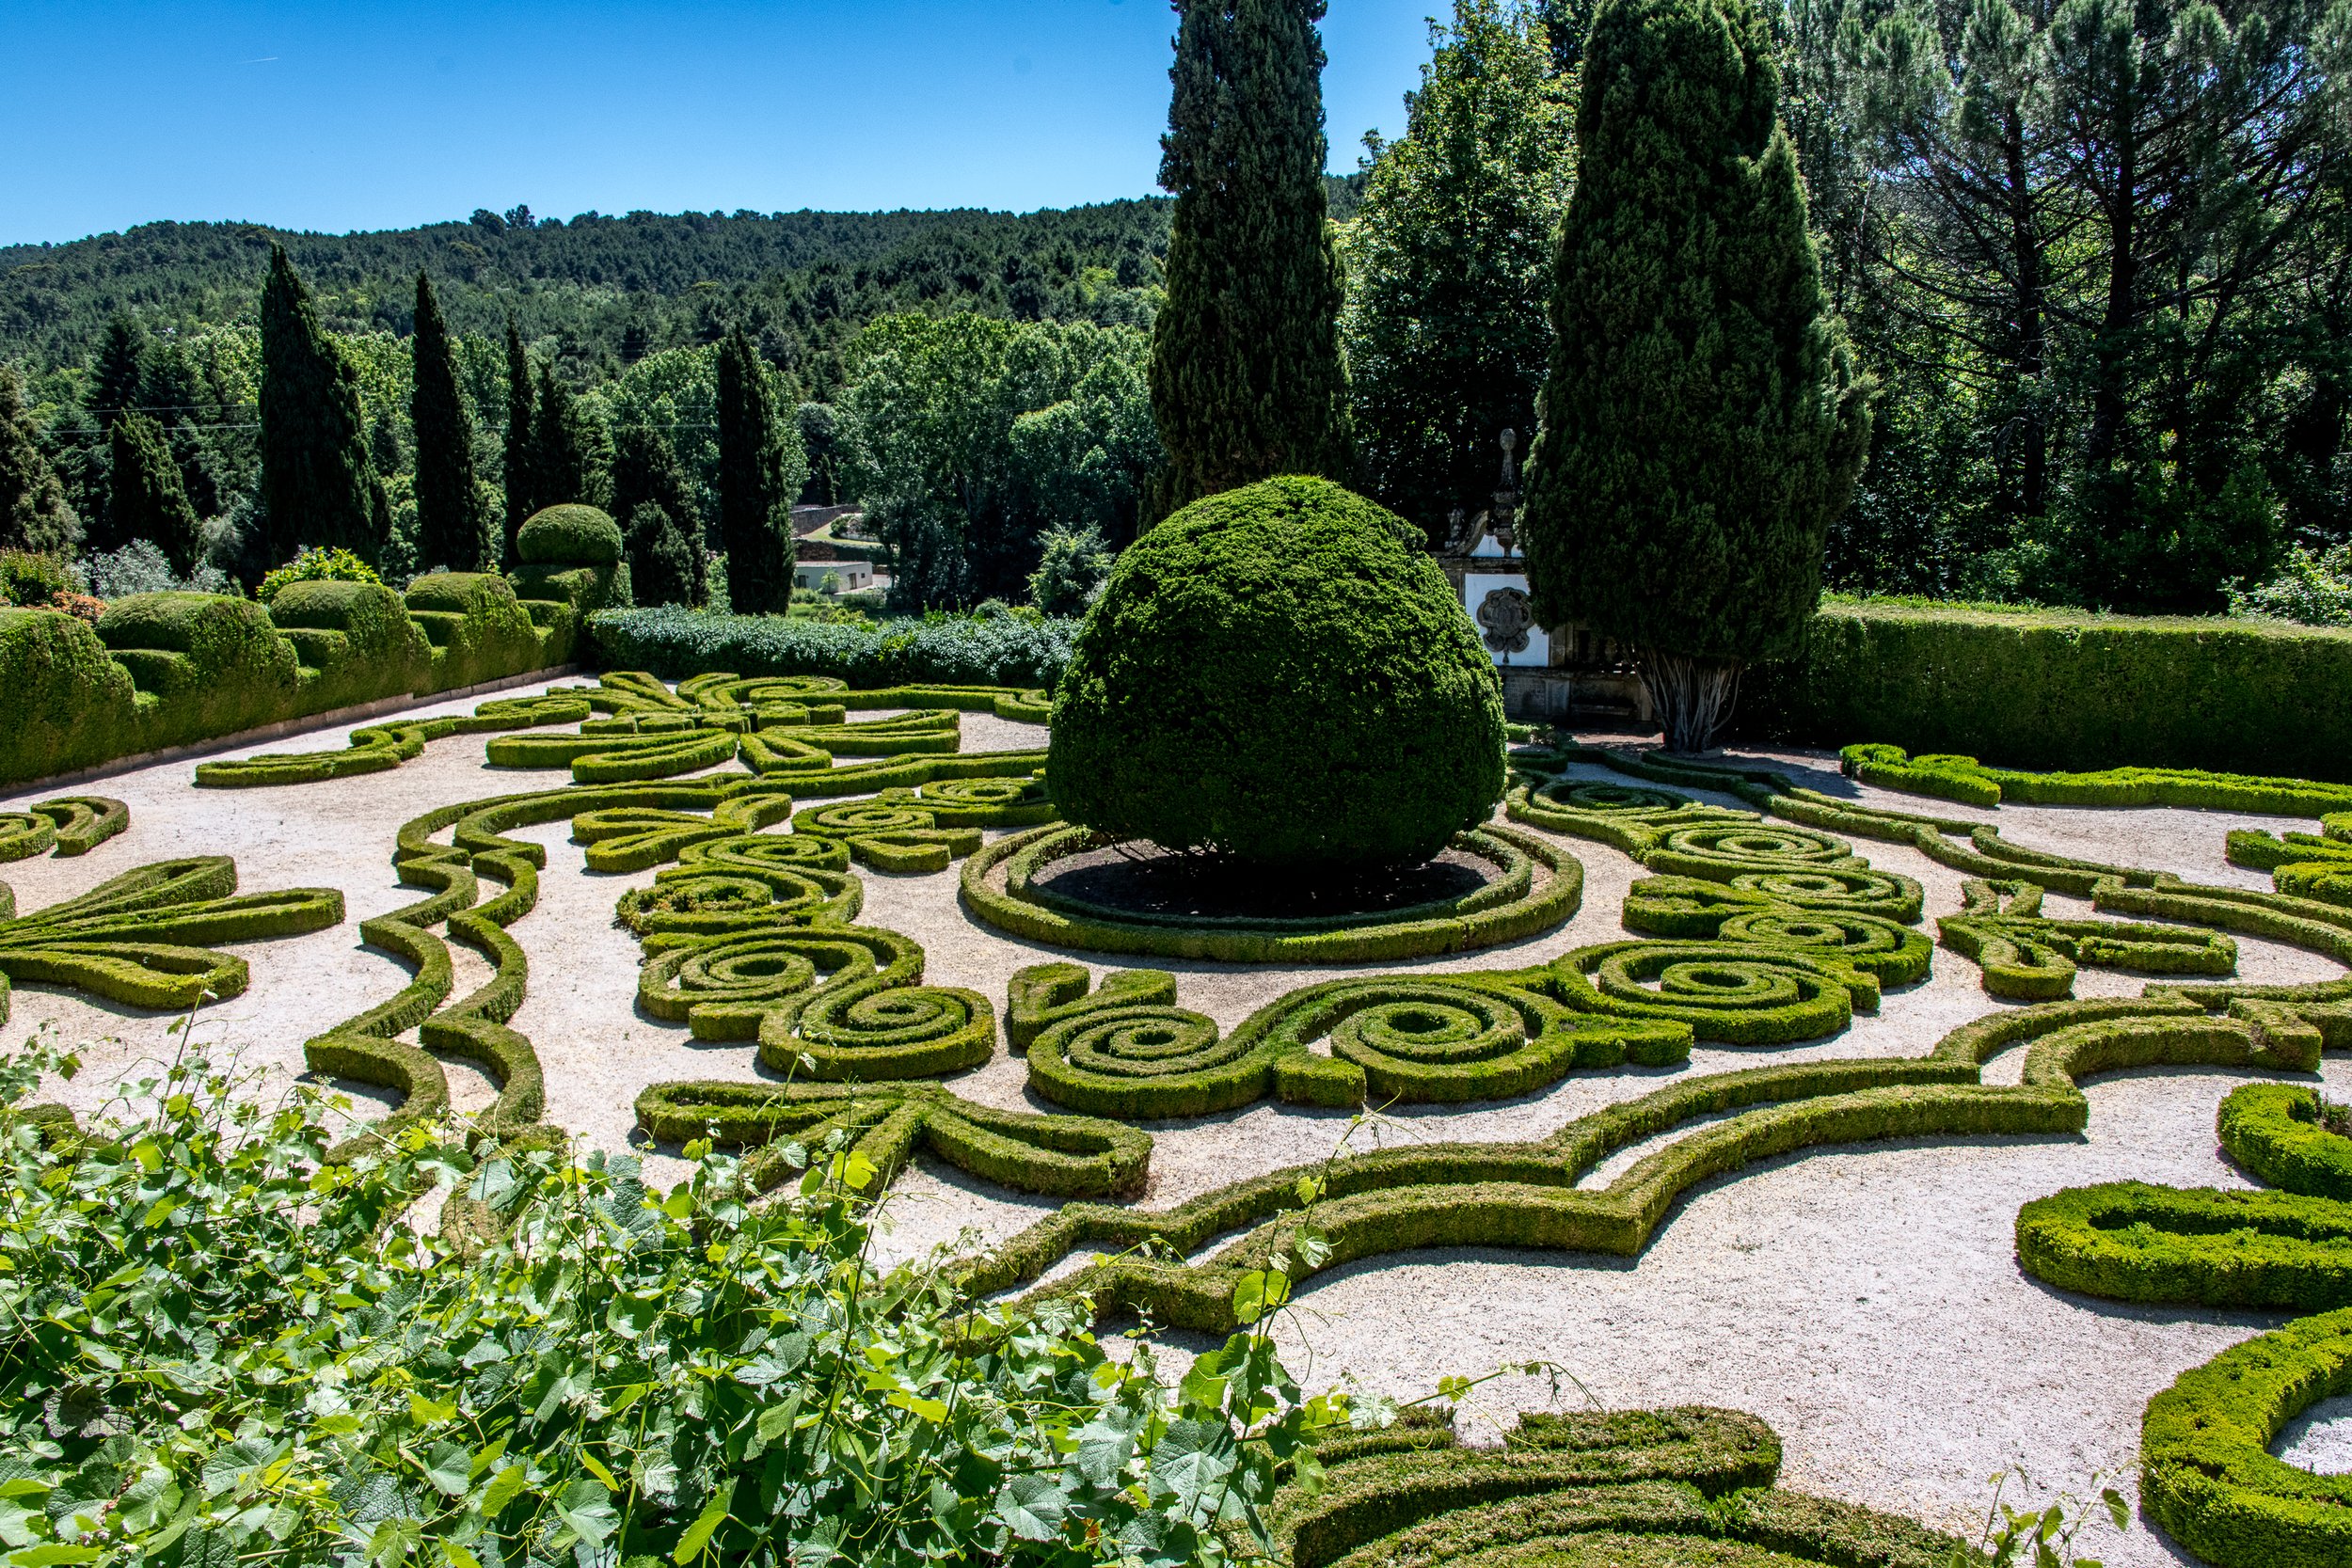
xmin=1030 ymin=844 xmax=1495 ymax=921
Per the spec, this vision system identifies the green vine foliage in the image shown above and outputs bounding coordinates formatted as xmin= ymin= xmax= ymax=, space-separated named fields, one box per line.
xmin=0 ymin=1041 xmax=1348 ymax=1568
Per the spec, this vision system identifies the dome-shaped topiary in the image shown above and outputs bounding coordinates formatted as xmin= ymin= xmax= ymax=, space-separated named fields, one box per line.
xmin=1048 ymin=475 xmax=1506 ymax=869
xmin=516 ymin=503 xmax=624 ymax=567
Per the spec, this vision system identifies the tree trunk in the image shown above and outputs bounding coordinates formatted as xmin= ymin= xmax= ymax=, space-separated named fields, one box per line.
xmin=1641 ymin=650 xmax=1742 ymax=753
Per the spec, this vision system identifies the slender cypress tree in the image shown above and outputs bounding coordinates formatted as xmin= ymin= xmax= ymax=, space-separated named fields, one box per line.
xmin=1518 ymin=0 xmax=1871 ymax=752
xmin=713 ymin=326 xmax=796 ymax=612
xmin=0 ymin=369 xmax=81 ymax=555
xmin=259 ymin=245 xmax=390 ymax=567
xmin=501 ymin=320 xmax=536 ymax=563
xmin=531 ymin=364 xmax=597 ymax=510
xmin=612 ymin=425 xmax=706 ymax=605
xmin=1147 ymin=0 xmax=1353 ymax=513
xmin=107 ymin=412 xmax=205 ymax=573
xmin=410 ymin=273 xmax=495 ymax=571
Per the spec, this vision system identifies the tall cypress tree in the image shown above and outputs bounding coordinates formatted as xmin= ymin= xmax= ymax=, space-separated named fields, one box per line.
xmin=259 ymin=245 xmax=391 ymax=567
xmin=1518 ymin=0 xmax=1871 ymax=752
xmin=410 ymin=273 xmax=495 ymax=571
xmin=0 ymin=369 xmax=81 ymax=555
xmin=501 ymin=320 xmax=536 ymax=563
xmin=1147 ymin=0 xmax=1353 ymax=512
xmin=714 ymin=325 xmax=795 ymax=613
xmin=531 ymin=364 xmax=597 ymax=510
xmin=108 ymin=412 xmax=204 ymax=574
xmin=89 ymin=313 xmax=148 ymax=434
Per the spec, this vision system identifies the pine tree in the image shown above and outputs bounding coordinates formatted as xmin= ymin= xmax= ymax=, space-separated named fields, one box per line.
xmin=259 ymin=245 xmax=391 ymax=568
xmin=714 ymin=326 xmax=797 ymax=613
xmin=531 ymin=364 xmax=598 ymax=510
xmin=89 ymin=312 xmax=149 ymax=434
xmin=1148 ymin=0 xmax=1353 ymax=512
xmin=1518 ymin=0 xmax=1871 ymax=752
xmin=0 ymin=369 xmax=81 ymax=555
xmin=501 ymin=320 xmax=536 ymax=564
xmin=108 ymin=412 xmax=204 ymax=574
xmin=612 ymin=425 xmax=705 ymax=605
xmin=410 ymin=273 xmax=495 ymax=571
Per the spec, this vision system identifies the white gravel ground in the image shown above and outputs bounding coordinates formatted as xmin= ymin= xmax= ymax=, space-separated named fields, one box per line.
xmin=4 ymin=705 xmax=2345 ymax=1564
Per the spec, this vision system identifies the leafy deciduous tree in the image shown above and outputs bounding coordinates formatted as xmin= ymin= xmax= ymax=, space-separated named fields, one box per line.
xmin=1343 ymin=0 xmax=1575 ymax=543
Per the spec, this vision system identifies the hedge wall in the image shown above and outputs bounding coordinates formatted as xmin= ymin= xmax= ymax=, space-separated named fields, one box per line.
xmin=0 ymin=548 xmax=607 ymax=786
xmin=1743 ymin=601 xmax=2352 ymax=782
xmin=588 ymin=605 xmax=1077 ymax=689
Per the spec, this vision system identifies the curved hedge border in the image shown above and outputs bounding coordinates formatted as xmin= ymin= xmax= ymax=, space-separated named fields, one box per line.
xmin=633 ymin=1078 xmax=1150 ymax=1198
xmin=2142 ymin=1307 xmax=2352 ymax=1568
xmin=963 ymin=823 xmax=1583 ymax=964
xmin=2220 ymin=1083 xmax=2352 ymax=1200
xmin=0 ymin=796 xmax=128 ymax=861
xmin=1266 ymin=1403 xmax=1959 ymax=1568
xmin=1 ymin=853 xmax=342 ymax=1028
xmin=1840 ymin=741 xmax=2352 ymax=815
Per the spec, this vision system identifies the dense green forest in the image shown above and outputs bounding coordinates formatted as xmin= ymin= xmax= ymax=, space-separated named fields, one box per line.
xmin=1 ymin=0 xmax=2344 ymax=622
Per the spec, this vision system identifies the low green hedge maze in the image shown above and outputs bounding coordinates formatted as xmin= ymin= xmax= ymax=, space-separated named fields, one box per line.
xmin=0 ymin=797 xmax=128 ymax=861
xmin=633 ymin=1079 xmax=1151 ymax=1199
xmin=1938 ymin=878 xmax=2240 ymax=1000
xmin=0 ymin=852 xmax=342 ymax=1025
xmin=1007 ymin=961 xmax=1689 ymax=1117
xmin=2015 ymin=1081 xmax=2352 ymax=1567
xmin=963 ymin=822 xmax=1584 ymax=963
xmin=1266 ymin=1404 xmax=1960 ymax=1568
xmin=1840 ymin=741 xmax=2352 ymax=816
xmin=196 ymin=692 xmax=592 ymax=787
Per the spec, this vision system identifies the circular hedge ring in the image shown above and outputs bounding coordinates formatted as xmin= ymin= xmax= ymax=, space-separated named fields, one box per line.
xmin=961 ymin=822 xmax=1582 ymax=963
xmin=1046 ymin=475 xmax=1506 ymax=870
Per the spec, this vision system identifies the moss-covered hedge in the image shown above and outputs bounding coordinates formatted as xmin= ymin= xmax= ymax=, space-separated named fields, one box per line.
xmin=1744 ymin=601 xmax=2352 ymax=781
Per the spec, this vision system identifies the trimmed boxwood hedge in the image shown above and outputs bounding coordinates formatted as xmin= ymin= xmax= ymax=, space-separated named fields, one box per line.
xmin=589 ymin=604 xmax=1078 ymax=689
xmin=2220 ymin=1084 xmax=2352 ymax=1200
xmin=1048 ymin=476 xmax=1505 ymax=869
xmin=1742 ymin=600 xmax=2352 ymax=782
xmin=1841 ymin=741 xmax=2352 ymax=816
xmin=1267 ymin=1404 xmax=1960 ymax=1568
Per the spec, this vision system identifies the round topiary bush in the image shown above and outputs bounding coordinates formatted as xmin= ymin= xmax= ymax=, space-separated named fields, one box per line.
xmin=1048 ymin=475 xmax=1505 ymax=869
xmin=516 ymin=504 xmax=624 ymax=567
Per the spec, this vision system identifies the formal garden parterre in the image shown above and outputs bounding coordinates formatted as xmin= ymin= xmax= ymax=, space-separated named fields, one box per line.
xmin=9 ymin=622 xmax=2352 ymax=1565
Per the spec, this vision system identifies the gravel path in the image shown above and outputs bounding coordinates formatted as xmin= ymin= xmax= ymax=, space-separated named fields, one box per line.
xmin=4 ymin=712 xmax=2344 ymax=1563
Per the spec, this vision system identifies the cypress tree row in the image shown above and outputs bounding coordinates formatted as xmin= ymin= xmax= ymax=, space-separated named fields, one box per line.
xmin=1518 ymin=0 xmax=1870 ymax=752
xmin=501 ymin=320 xmax=536 ymax=564
xmin=259 ymin=246 xmax=391 ymax=569
xmin=1148 ymin=0 xmax=1353 ymax=513
xmin=0 ymin=369 xmax=81 ymax=555
xmin=410 ymin=273 xmax=495 ymax=572
xmin=107 ymin=412 xmax=204 ymax=573
xmin=530 ymin=364 xmax=598 ymax=510
xmin=713 ymin=325 xmax=797 ymax=613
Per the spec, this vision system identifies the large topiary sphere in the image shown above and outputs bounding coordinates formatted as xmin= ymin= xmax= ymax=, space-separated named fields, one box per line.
xmin=1048 ymin=476 xmax=1506 ymax=869
xmin=516 ymin=503 xmax=624 ymax=567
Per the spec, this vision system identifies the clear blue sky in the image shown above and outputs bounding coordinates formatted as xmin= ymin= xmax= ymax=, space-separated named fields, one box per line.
xmin=1 ymin=1 xmax=1441 ymax=246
